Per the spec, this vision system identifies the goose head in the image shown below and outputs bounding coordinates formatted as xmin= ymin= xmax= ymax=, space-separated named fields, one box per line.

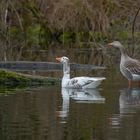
xmin=56 ymin=56 xmax=69 ymax=63
xmin=56 ymin=56 xmax=70 ymax=79
xmin=108 ymin=41 xmax=123 ymax=49
xmin=108 ymin=41 xmax=128 ymax=57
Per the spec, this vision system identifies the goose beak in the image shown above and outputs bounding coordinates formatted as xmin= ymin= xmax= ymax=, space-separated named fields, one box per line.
xmin=108 ymin=43 xmax=113 ymax=47
xmin=56 ymin=57 xmax=61 ymax=62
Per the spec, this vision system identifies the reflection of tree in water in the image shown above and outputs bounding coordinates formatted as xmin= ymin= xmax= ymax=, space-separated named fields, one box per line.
xmin=88 ymin=47 xmax=104 ymax=66
xmin=71 ymin=46 xmax=104 ymax=66
xmin=0 ymin=87 xmax=60 ymax=140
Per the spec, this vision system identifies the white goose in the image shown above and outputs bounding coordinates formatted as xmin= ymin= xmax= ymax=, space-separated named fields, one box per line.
xmin=56 ymin=56 xmax=105 ymax=89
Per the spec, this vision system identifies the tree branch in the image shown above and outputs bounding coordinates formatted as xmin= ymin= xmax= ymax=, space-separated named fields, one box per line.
xmin=132 ymin=7 xmax=140 ymax=55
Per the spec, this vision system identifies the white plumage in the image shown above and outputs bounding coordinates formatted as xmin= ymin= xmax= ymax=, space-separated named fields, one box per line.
xmin=56 ymin=56 xmax=105 ymax=89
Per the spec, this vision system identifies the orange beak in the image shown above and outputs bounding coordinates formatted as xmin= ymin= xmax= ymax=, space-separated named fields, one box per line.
xmin=56 ymin=57 xmax=61 ymax=62
xmin=108 ymin=43 xmax=113 ymax=47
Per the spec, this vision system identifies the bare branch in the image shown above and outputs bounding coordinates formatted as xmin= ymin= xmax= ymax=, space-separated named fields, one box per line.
xmin=8 ymin=0 xmax=24 ymax=31
xmin=132 ymin=7 xmax=140 ymax=55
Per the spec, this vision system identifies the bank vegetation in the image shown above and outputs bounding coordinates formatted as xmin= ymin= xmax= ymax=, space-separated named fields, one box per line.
xmin=0 ymin=0 xmax=140 ymax=61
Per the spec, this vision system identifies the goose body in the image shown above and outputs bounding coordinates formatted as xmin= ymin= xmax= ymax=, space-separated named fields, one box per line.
xmin=108 ymin=41 xmax=140 ymax=87
xmin=56 ymin=56 xmax=105 ymax=89
xmin=120 ymin=56 xmax=140 ymax=81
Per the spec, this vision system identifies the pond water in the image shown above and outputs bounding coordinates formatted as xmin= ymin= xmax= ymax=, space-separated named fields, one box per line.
xmin=0 ymin=72 xmax=140 ymax=140
xmin=0 ymin=45 xmax=140 ymax=140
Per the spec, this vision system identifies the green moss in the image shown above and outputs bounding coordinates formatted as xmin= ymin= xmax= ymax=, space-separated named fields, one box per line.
xmin=0 ymin=70 xmax=60 ymax=87
xmin=0 ymin=70 xmax=29 ymax=84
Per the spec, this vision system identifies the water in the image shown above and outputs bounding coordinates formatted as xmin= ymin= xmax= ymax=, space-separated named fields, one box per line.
xmin=0 ymin=46 xmax=140 ymax=140
xmin=0 ymin=74 xmax=140 ymax=140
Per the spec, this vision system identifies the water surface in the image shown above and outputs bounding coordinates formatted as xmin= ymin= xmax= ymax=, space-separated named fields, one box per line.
xmin=0 ymin=74 xmax=140 ymax=140
xmin=0 ymin=45 xmax=140 ymax=140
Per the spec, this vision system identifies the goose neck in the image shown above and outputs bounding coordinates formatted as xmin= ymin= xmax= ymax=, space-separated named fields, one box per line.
xmin=63 ymin=62 xmax=70 ymax=79
xmin=119 ymin=46 xmax=128 ymax=58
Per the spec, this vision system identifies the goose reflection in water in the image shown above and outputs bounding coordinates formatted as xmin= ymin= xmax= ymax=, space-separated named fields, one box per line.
xmin=119 ymin=88 xmax=140 ymax=114
xmin=109 ymin=88 xmax=140 ymax=129
xmin=57 ymin=88 xmax=105 ymax=121
xmin=69 ymin=89 xmax=105 ymax=103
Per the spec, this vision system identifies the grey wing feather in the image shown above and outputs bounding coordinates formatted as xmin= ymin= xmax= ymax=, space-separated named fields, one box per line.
xmin=121 ymin=64 xmax=132 ymax=80
xmin=68 ymin=78 xmax=94 ymax=88
xmin=124 ymin=59 xmax=140 ymax=75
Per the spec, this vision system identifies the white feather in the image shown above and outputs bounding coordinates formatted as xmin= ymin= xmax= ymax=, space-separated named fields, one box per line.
xmin=57 ymin=56 xmax=105 ymax=89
